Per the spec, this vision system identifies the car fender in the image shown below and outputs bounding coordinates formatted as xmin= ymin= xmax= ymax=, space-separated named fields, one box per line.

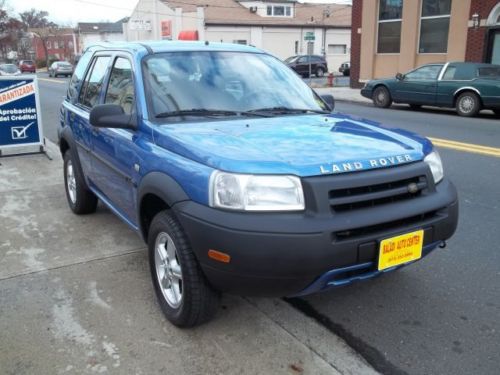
xmin=454 ymin=86 xmax=481 ymax=97
xmin=59 ymin=125 xmax=90 ymax=189
xmin=137 ymin=171 xmax=189 ymax=210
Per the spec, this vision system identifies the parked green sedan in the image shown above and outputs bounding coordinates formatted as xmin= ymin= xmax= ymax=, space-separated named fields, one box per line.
xmin=361 ymin=62 xmax=500 ymax=117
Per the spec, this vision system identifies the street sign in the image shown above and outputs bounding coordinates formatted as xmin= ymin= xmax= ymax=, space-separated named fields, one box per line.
xmin=304 ymin=32 xmax=315 ymax=41
xmin=0 ymin=76 xmax=45 ymax=156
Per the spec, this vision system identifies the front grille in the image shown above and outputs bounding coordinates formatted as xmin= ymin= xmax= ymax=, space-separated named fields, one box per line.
xmin=329 ymin=175 xmax=427 ymax=212
xmin=333 ymin=211 xmax=437 ymax=241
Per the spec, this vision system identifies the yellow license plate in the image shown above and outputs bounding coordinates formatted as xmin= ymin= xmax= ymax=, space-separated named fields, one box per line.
xmin=378 ymin=230 xmax=424 ymax=271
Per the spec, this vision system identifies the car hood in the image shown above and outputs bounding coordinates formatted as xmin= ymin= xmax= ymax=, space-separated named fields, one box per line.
xmin=152 ymin=113 xmax=432 ymax=177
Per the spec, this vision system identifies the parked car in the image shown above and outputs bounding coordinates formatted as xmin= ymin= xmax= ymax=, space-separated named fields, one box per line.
xmin=49 ymin=61 xmax=73 ymax=77
xmin=19 ymin=60 xmax=36 ymax=74
xmin=339 ymin=61 xmax=350 ymax=76
xmin=361 ymin=62 xmax=500 ymax=117
xmin=59 ymin=41 xmax=458 ymax=327
xmin=285 ymin=55 xmax=328 ymax=77
xmin=0 ymin=63 xmax=21 ymax=76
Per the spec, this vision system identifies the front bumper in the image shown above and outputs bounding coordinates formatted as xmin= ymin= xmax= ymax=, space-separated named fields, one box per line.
xmin=174 ymin=172 xmax=458 ymax=297
xmin=360 ymin=87 xmax=372 ymax=99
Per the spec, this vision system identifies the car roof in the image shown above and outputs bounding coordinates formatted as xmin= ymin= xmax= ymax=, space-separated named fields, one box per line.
xmin=447 ymin=61 xmax=500 ymax=68
xmin=85 ymin=41 xmax=264 ymax=55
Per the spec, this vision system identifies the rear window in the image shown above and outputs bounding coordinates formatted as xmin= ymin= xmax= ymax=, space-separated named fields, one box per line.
xmin=23 ymin=60 xmax=34 ymax=65
xmin=478 ymin=67 xmax=500 ymax=77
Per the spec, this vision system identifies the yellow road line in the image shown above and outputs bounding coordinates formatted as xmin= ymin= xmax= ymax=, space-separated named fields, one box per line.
xmin=429 ymin=137 xmax=500 ymax=158
xmin=38 ymin=78 xmax=67 ymax=84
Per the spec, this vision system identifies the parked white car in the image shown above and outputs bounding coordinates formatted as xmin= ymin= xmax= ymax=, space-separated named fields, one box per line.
xmin=0 ymin=64 xmax=21 ymax=76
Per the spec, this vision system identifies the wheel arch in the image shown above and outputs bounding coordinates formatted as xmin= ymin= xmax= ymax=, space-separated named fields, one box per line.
xmin=453 ymin=87 xmax=482 ymax=106
xmin=372 ymin=83 xmax=391 ymax=98
xmin=137 ymin=172 xmax=190 ymax=242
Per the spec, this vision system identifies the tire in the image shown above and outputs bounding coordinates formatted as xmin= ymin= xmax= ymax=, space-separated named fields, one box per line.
xmin=316 ymin=67 xmax=325 ymax=78
xmin=372 ymin=86 xmax=392 ymax=108
xmin=493 ymin=109 xmax=500 ymax=117
xmin=409 ymin=104 xmax=422 ymax=110
xmin=456 ymin=92 xmax=481 ymax=117
xmin=148 ymin=210 xmax=220 ymax=327
xmin=63 ymin=151 xmax=98 ymax=215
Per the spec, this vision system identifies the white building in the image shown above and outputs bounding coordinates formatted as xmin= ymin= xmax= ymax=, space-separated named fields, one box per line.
xmin=77 ymin=19 xmax=128 ymax=52
xmin=123 ymin=0 xmax=351 ymax=71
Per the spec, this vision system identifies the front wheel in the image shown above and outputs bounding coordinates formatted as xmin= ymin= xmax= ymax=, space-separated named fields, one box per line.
xmin=63 ymin=151 xmax=98 ymax=214
xmin=149 ymin=211 xmax=220 ymax=327
xmin=456 ymin=92 xmax=481 ymax=117
xmin=372 ymin=86 xmax=392 ymax=108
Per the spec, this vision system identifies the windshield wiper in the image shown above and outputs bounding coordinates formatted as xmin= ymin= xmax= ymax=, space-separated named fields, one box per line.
xmin=247 ymin=107 xmax=331 ymax=115
xmin=156 ymin=108 xmax=270 ymax=118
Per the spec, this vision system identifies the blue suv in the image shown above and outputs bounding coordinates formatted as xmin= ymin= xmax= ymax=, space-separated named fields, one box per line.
xmin=59 ymin=41 xmax=458 ymax=327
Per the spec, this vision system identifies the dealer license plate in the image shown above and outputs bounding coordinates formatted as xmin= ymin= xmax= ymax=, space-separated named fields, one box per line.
xmin=378 ymin=230 xmax=424 ymax=271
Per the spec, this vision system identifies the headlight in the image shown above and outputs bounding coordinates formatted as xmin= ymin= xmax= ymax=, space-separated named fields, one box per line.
xmin=210 ymin=171 xmax=305 ymax=211
xmin=424 ymin=150 xmax=444 ymax=184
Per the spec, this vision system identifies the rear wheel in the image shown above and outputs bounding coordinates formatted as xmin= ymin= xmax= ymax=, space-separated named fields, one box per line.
xmin=456 ymin=92 xmax=481 ymax=117
xmin=372 ymin=86 xmax=392 ymax=108
xmin=149 ymin=210 xmax=219 ymax=327
xmin=316 ymin=67 xmax=325 ymax=78
xmin=63 ymin=151 xmax=98 ymax=214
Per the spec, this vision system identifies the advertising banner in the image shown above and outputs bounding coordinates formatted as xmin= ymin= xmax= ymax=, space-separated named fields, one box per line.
xmin=0 ymin=76 xmax=44 ymax=155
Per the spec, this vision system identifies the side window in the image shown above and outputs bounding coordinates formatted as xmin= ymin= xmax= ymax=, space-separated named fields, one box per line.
xmin=79 ymin=56 xmax=111 ymax=109
xmin=405 ymin=65 xmax=443 ymax=80
xmin=68 ymin=51 xmax=93 ymax=101
xmin=442 ymin=66 xmax=456 ymax=80
xmin=105 ymin=57 xmax=135 ymax=115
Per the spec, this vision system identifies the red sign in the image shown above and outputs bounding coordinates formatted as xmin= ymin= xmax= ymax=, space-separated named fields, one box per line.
xmin=161 ymin=20 xmax=172 ymax=39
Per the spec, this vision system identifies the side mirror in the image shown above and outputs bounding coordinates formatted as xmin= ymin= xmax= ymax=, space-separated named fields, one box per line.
xmin=396 ymin=73 xmax=405 ymax=81
xmin=320 ymin=94 xmax=335 ymax=111
xmin=90 ymin=104 xmax=137 ymax=130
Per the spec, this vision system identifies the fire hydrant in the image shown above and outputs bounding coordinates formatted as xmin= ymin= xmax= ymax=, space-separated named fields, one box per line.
xmin=327 ymin=73 xmax=334 ymax=87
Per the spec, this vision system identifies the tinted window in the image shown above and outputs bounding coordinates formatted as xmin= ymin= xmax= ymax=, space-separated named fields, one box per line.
xmin=68 ymin=51 xmax=93 ymax=101
xmin=105 ymin=58 xmax=135 ymax=115
xmin=405 ymin=65 xmax=443 ymax=80
xmin=478 ymin=67 xmax=500 ymax=77
xmin=79 ymin=56 xmax=111 ymax=108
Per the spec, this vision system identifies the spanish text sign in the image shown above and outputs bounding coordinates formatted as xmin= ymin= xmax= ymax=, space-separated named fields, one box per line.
xmin=0 ymin=76 xmax=44 ymax=152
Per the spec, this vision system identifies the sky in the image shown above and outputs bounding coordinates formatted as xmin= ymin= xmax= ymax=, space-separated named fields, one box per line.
xmin=7 ymin=0 xmax=352 ymax=25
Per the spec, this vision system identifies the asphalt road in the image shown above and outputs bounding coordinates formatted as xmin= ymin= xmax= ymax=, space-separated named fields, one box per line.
xmin=37 ymin=74 xmax=500 ymax=375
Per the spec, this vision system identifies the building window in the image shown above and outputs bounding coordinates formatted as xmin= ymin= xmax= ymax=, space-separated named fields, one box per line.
xmin=419 ymin=0 xmax=451 ymax=53
xmin=46 ymin=41 xmax=52 ymax=49
xmin=328 ymin=44 xmax=347 ymax=54
xmin=266 ymin=5 xmax=292 ymax=17
xmin=377 ymin=0 xmax=403 ymax=53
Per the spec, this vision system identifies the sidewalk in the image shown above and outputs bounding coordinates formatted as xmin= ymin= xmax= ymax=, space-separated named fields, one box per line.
xmin=0 ymin=141 xmax=379 ymax=375
xmin=314 ymin=86 xmax=372 ymax=105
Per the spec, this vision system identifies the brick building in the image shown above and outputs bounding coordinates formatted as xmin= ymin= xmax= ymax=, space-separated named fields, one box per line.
xmin=32 ymin=28 xmax=79 ymax=63
xmin=350 ymin=0 xmax=500 ymax=88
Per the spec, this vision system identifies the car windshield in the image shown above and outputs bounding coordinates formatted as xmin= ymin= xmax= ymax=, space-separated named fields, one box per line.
xmin=58 ymin=62 xmax=72 ymax=67
xmin=23 ymin=60 xmax=34 ymax=65
xmin=143 ymin=51 xmax=328 ymax=119
xmin=0 ymin=64 xmax=18 ymax=73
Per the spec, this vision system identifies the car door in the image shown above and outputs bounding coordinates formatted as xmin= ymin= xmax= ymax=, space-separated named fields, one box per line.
xmin=393 ymin=64 xmax=443 ymax=104
xmin=75 ymin=54 xmax=112 ymax=183
xmin=90 ymin=55 xmax=138 ymax=222
xmin=296 ymin=56 xmax=308 ymax=75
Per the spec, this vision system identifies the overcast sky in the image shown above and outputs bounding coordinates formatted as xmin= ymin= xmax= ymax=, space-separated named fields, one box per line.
xmin=7 ymin=0 xmax=351 ymax=25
